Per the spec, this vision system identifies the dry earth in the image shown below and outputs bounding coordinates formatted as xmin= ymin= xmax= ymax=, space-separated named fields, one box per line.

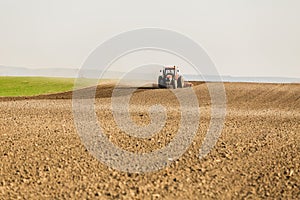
xmin=0 ymin=82 xmax=299 ymax=199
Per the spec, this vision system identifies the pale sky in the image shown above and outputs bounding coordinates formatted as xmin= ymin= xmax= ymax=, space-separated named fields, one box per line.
xmin=0 ymin=0 xmax=299 ymax=78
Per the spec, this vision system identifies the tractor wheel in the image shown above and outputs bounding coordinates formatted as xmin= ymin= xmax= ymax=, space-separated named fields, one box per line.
xmin=158 ymin=76 xmax=165 ymax=88
xmin=173 ymin=79 xmax=177 ymax=89
xmin=177 ymin=76 xmax=184 ymax=88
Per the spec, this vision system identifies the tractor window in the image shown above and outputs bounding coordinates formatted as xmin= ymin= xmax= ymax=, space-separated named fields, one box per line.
xmin=165 ymin=69 xmax=175 ymax=75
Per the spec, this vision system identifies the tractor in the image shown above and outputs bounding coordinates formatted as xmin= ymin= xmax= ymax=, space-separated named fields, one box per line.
xmin=158 ymin=66 xmax=191 ymax=89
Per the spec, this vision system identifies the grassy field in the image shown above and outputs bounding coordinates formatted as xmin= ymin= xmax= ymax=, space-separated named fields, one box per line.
xmin=0 ymin=76 xmax=95 ymax=97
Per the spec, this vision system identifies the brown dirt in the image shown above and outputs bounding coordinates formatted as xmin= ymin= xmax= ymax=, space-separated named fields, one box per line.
xmin=0 ymin=82 xmax=299 ymax=199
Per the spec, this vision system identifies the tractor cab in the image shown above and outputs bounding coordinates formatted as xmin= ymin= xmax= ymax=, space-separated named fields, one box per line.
xmin=160 ymin=66 xmax=180 ymax=76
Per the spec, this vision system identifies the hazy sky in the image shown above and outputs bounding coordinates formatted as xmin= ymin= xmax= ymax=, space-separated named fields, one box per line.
xmin=0 ymin=0 xmax=299 ymax=77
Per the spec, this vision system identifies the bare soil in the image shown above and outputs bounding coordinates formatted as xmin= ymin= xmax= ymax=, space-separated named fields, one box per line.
xmin=0 ymin=82 xmax=299 ymax=199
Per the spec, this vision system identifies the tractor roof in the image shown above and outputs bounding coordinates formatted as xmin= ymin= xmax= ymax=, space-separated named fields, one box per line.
xmin=164 ymin=66 xmax=177 ymax=69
